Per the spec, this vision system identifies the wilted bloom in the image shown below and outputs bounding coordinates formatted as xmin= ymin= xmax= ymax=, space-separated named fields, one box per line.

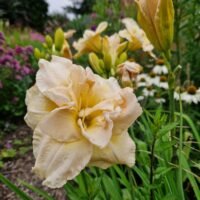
xmin=119 ymin=18 xmax=154 ymax=53
xmin=73 ymin=22 xmax=108 ymax=58
xmin=25 ymin=56 xmax=142 ymax=188
xmin=117 ymin=61 xmax=142 ymax=86
xmin=136 ymin=0 xmax=174 ymax=52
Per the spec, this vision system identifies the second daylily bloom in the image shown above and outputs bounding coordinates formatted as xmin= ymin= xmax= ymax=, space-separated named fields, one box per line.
xmin=73 ymin=22 xmax=108 ymax=58
xmin=119 ymin=18 xmax=154 ymax=53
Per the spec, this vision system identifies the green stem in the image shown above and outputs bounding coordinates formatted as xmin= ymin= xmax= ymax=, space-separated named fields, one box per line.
xmin=150 ymin=137 xmax=156 ymax=200
xmin=163 ymin=52 xmax=175 ymax=124
xmin=178 ymin=94 xmax=185 ymax=199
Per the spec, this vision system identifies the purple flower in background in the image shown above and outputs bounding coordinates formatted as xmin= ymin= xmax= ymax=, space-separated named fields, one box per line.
xmin=12 ymin=60 xmax=21 ymax=71
xmin=91 ymin=25 xmax=97 ymax=31
xmin=15 ymin=46 xmax=24 ymax=54
xmin=0 ymin=54 xmax=13 ymax=65
xmin=7 ymin=49 xmax=14 ymax=56
xmin=30 ymin=31 xmax=45 ymax=42
xmin=22 ymin=66 xmax=31 ymax=75
xmin=25 ymin=45 xmax=33 ymax=55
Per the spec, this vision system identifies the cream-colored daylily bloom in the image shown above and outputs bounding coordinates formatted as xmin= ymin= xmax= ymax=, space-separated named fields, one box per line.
xmin=25 ymin=56 xmax=142 ymax=188
xmin=73 ymin=22 xmax=108 ymax=58
xmin=119 ymin=18 xmax=154 ymax=53
xmin=117 ymin=61 xmax=142 ymax=87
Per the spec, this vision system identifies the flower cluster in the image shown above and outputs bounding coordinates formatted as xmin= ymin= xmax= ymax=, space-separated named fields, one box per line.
xmin=0 ymin=31 xmax=36 ymax=116
xmin=25 ymin=56 xmax=142 ymax=188
xmin=0 ymin=44 xmax=34 ymax=81
xmin=72 ymin=19 xmax=154 ymax=82
xmin=134 ymin=59 xmax=169 ymax=103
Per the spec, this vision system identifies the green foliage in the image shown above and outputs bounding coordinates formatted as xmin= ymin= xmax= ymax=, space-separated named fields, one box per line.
xmin=0 ymin=0 xmax=48 ymax=32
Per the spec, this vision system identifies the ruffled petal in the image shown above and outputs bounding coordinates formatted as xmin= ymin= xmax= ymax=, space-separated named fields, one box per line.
xmin=32 ymin=129 xmax=93 ymax=188
xmin=37 ymin=107 xmax=81 ymax=142
xmin=112 ymin=88 xmax=143 ymax=134
xmin=36 ymin=57 xmax=72 ymax=93
xmin=89 ymin=131 xmax=136 ymax=168
xmin=24 ymin=86 xmax=57 ymax=129
xmin=78 ymin=112 xmax=113 ymax=148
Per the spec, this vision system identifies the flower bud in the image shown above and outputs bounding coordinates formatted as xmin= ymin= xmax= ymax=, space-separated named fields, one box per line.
xmin=54 ymin=28 xmax=65 ymax=51
xmin=45 ymin=35 xmax=53 ymax=48
xmin=34 ymin=48 xmax=41 ymax=60
xmin=136 ymin=0 xmax=174 ymax=52
xmin=89 ymin=53 xmax=104 ymax=75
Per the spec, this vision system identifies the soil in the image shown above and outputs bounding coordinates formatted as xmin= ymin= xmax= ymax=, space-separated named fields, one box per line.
xmin=0 ymin=124 xmax=66 ymax=200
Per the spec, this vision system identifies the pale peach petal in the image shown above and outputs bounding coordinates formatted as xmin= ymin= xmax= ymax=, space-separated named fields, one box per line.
xmin=37 ymin=107 xmax=81 ymax=142
xmin=89 ymin=132 xmax=136 ymax=168
xmin=112 ymin=88 xmax=143 ymax=134
xmin=95 ymin=21 xmax=108 ymax=33
xmin=32 ymin=129 xmax=92 ymax=188
xmin=78 ymin=112 xmax=113 ymax=148
xmin=43 ymin=86 xmax=77 ymax=107
xmin=24 ymin=86 xmax=57 ymax=129
xmin=119 ymin=29 xmax=132 ymax=41
xmin=36 ymin=57 xmax=72 ymax=93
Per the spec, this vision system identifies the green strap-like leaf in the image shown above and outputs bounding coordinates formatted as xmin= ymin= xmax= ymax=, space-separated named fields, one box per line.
xmin=0 ymin=173 xmax=33 ymax=200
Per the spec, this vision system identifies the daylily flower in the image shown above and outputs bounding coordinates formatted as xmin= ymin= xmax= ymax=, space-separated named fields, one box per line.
xmin=135 ymin=0 xmax=174 ymax=52
xmin=117 ymin=61 xmax=142 ymax=87
xmin=73 ymin=22 xmax=108 ymax=58
xmin=25 ymin=56 xmax=142 ymax=188
xmin=119 ymin=18 xmax=154 ymax=53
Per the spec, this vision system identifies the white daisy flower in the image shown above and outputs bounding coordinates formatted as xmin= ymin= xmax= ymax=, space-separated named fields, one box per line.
xmin=142 ymin=87 xmax=156 ymax=97
xmin=181 ymin=86 xmax=200 ymax=104
xmin=148 ymin=72 xmax=160 ymax=86
xmin=155 ymin=98 xmax=166 ymax=103
xmin=175 ymin=85 xmax=200 ymax=104
xmin=136 ymin=73 xmax=150 ymax=87
xmin=152 ymin=64 xmax=168 ymax=75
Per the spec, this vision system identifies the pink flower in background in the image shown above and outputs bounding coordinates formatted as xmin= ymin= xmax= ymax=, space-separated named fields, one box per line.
xmin=30 ymin=32 xmax=45 ymax=42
